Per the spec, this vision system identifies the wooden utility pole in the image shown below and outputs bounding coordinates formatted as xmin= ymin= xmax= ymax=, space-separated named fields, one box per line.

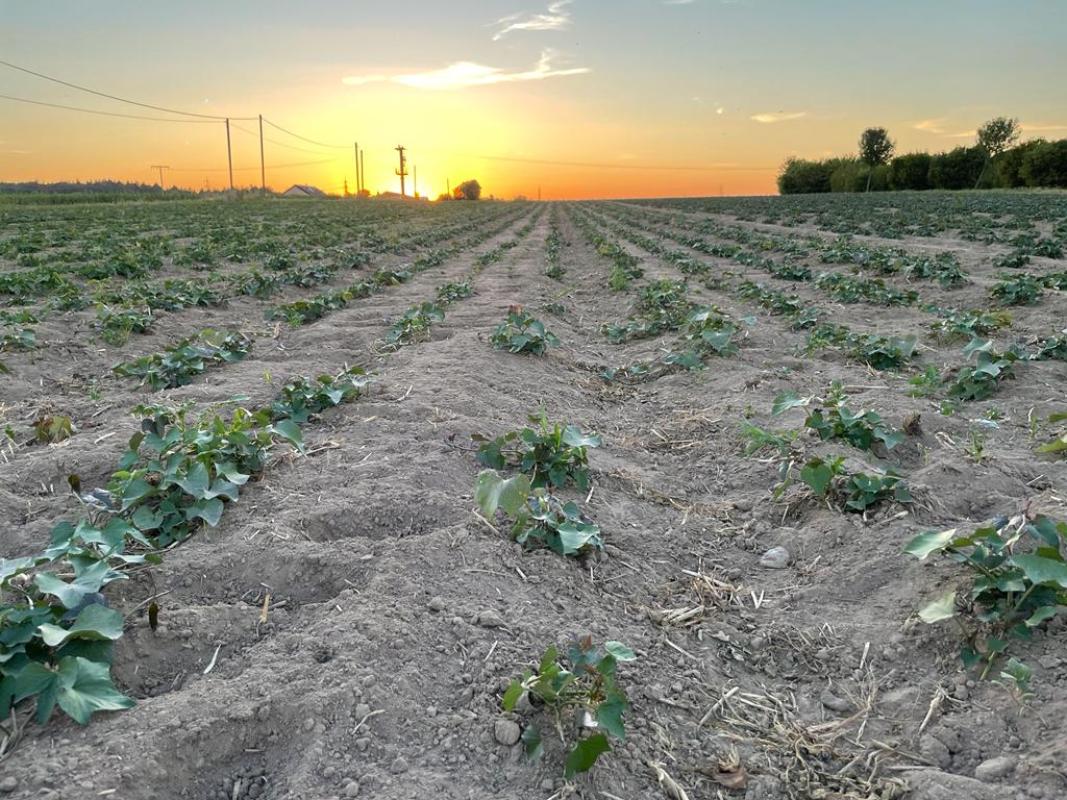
xmin=394 ymin=145 xmax=408 ymax=197
xmin=354 ymin=142 xmax=360 ymax=194
xmin=258 ymin=115 xmax=266 ymax=191
xmin=150 ymin=165 xmax=170 ymax=189
xmin=225 ymin=118 xmax=234 ymax=191
xmin=360 ymin=149 xmax=365 ymax=195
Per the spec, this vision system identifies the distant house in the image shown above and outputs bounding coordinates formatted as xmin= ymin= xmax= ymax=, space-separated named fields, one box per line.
xmin=281 ymin=184 xmax=326 ymax=198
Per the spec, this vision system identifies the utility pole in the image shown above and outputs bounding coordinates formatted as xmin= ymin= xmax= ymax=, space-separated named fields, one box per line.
xmin=360 ymin=149 xmax=365 ymax=195
xmin=258 ymin=115 xmax=266 ymax=191
xmin=150 ymin=165 xmax=170 ymax=189
xmin=446 ymin=178 xmax=450 ymax=199
xmin=354 ymin=142 xmax=360 ymax=195
xmin=225 ymin=118 xmax=234 ymax=191
xmin=394 ymin=145 xmax=408 ymax=197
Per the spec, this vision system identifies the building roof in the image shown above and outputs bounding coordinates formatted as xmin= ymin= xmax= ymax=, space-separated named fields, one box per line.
xmin=281 ymin=184 xmax=326 ymax=197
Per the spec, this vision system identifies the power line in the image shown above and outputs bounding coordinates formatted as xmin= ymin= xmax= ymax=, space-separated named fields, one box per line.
xmin=230 ymin=121 xmax=334 ymax=155
xmin=0 ymin=57 xmax=256 ymax=120
xmin=168 ymin=157 xmax=337 ymax=173
xmin=262 ymin=118 xmax=349 ymax=149
xmin=0 ymin=92 xmax=219 ymax=123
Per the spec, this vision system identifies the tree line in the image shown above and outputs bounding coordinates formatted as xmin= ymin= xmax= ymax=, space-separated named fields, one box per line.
xmin=778 ymin=118 xmax=1067 ymax=194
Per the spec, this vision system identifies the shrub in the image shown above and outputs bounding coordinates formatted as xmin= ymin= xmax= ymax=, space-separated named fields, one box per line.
xmin=888 ymin=153 xmax=933 ymax=190
xmin=995 ymin=140 xmax=1047 ymax=188
xmin=1020 ymin=139 xmax=1067 ymax=188
xmin=929 ymin=146 xmax=985 ymax=190
xmin=777 ymin=157 xmax=838 ymax=194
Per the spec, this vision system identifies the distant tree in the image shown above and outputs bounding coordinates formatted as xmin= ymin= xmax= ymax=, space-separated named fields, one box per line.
xmin=995 ymin=139 xmax=1045 ymax=188
xmin=453 ymin=179 xmax=482 ymax=201
xmin=888 ymin=153 xmax=932 ymax=191
xmin=929 ymin=146 xmax=986 ymax=190
xmin=1020 ymin=139 xmax=1067 ymax=188
xmin=777 ymin=157 xmax=837 ymax=194
xmin=975 ymin=117 xmax=1021 ymax=187
xmin=858 ymin=128 xmax=895 ymax=192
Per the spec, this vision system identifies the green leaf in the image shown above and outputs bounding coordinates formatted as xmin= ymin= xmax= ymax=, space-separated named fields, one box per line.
xmin=904 ymin=528 xmax=958 ymax=560
xmin=521 ymin=724 xmax=543 ymax=761
xmin=1025 ymin=606 xmax=1059 ymax=628
xmin=53 ymin=656 xmax=135 ymax=724
xmin=564 ymin=733 xmax=611 ymax=778
xmin=38 ymin=603 xmax=124 ymax=648
xmin=799 ymin=460 xmax=833 ymax=496
xmin=597 ymin=697 xmax=628 ymax=740
xmin=1013 ymin=554 xmax=1067 ymax=588
xmin=175 ymin=461 xmax=210 ymax=497
xmin=772 ymin=391 xmax=810 ymax=416
xmin=271 ymin=419 xmax=304 ymax=449
xmin=187 ymin=497 xmax=225 ymax=527
xmin=918 ymin=591 xmax=957 ymax=623
xmin=475 ymin=470 xmax=531 ymax=519
xmin=604 ymin=641 xmax=636 ymax=662
xmin=501 ymin=681 xmax=523 ymax=711
xmin=34 ymin=560 xmax=122 ymax=609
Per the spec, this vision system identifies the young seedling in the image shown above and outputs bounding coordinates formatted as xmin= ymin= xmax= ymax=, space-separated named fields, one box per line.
xmin=905 ymin=514 xmax=1067 ymax=680
xmin=385 ymin=302 xmax=445 ymax=347
xmin=501 ymin=637 xmax=636 ymax=777
xmin=474 ymin=410 xmax=601 ymax=490
xmin=945 ymin=339 xmax=1019 ymax=402
xmin=476 ymin=471 xmax=603 ymax=557
xmin=772 ymin=382 xmax=904 ymax=453
xmin=490 ymin=308 xmax=560 ymax=355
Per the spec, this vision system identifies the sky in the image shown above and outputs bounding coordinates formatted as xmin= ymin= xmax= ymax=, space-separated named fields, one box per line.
xmin=1 ymin=0 xmax=1066 ymax=198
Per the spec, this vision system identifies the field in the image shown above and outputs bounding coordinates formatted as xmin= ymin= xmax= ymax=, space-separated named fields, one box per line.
xmin=1 ymin=191 xmax=1066 ymax=800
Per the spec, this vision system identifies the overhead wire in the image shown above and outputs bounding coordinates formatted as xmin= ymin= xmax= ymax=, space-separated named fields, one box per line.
xmin=261 ymin=118 xmax=350 ymax=149
xmin=168 ymin=157 xmax=338 ymax=173
xmin=0 ymin=92 xmax=220 ymax=123
xmin=0 ymin=57 xmax=256 ymax=120
xmin=229 ymin=121 xmax=336 ymax=156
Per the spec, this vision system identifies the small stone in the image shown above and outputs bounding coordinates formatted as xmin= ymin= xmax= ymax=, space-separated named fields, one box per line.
xmin=974 ymin=756 xmax=1017 ymax=782
xmin=303 ymin=718 xmax=316 ymax=732
xmin=342 ymin=780 xmax=361 ymax=798
xmin=390 ymin=756 xmax=409 ymax=774
xmin=541 ymin=779 xmax=555 ymax=791
xmin=476 ymin=610 xmax=505 ymax=628
xmin=0 ymin=777 xmax=17 ymax=793
xmin=494 ymin=719 xmax=522 ymax=746
xmin=759 ymin=546 xmax=791 ymax=569
xmin=918 ymin=734 xmax=952 ymax=769
xmin=428 ymin=597 xmax=445 ymax=613
xmin=819 ymin=688 xmax=851 ymax=713
xmin=355 ymin=703 xmax=371 ymax=719
xmin=356 ymin=738 xmax=370 ymax=752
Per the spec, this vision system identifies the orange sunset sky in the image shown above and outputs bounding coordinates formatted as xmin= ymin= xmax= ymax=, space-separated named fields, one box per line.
xmin=2 ymin=1 xmax=1066 ymax=198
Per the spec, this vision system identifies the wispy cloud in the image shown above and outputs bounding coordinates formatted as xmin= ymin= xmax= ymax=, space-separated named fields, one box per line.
xmin=492 ymin=1 xmax=573 ymax=41
xmin=342 ymin=50 xmax=589 ymax=91
xmin=1022 ymin=123 xmax=1067 ymax=133
xmin=751 ymin=111 xmax=807 ymax=124
xmin=913 ymin=118 xmax=974 ymax=138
